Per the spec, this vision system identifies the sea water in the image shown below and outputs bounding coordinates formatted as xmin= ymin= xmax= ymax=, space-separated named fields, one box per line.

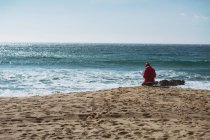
xmin=0 ymin=43 xmax=210 ymax=96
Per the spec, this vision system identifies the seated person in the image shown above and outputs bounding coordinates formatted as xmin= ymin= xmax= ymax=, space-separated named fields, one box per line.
xmin=142 ymin=62 xmax=156 ymax=86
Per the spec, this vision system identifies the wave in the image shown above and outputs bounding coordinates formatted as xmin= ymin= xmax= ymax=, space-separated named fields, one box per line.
xmin=157 ymin=70 xmax=210 ymax=81
xmin=1 ymin=55 xmax=210 ymax=68
xmin=1 ymin=43 xmax=210 ymax=68
xmin=0 ymin=43 xmax=210 ymax=96
xmin=154 ymin=60 xmax=210 ymax=67
xmin=0 ymin=68 xmax=209 ymax=97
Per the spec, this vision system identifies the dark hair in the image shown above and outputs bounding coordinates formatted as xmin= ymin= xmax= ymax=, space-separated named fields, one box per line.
xmin=145 ymin=62 xmax=150 ymax=67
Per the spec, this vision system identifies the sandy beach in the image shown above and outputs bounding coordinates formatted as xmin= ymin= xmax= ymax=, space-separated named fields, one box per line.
xmin=0 ymin=86 xmax=210 ymax=139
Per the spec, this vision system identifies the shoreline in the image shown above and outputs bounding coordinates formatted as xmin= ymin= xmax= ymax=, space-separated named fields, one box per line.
xmin=0 ymin=86 xmax=210 ymax=139
xmin=1 ymin=85 xmax=210 ymax=98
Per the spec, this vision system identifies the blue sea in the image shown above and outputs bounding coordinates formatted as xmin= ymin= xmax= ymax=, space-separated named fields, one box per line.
xmin=0 ymin=43 xmax=210 ymax=96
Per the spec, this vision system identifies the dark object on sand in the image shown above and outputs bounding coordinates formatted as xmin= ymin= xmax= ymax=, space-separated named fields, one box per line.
xmin=142 ymin=82 xmax=155 ymax=86
xmin=158 ymin=80 xmax=185 ymax=86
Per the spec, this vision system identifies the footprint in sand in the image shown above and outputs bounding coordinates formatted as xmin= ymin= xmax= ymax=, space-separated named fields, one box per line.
xmin=111 ymin=121 xmax=119 ymax=125
xmin=133 ymin=131 xmax=141 ymax=135
xmin=137 ymin=123 xmax=144 ymax=126
xmin=124 ymin=134 xmax=132 ymax=138
xmin=41 ymin=134 xmax=49 ymax=140
xmin=118 ymin=131 xmax=128 ymax=135
xmin=110 ymin=113 xmax=121 ymax=118
xmin=173 ymin=130 xmax=180 ymax=133
xmin=187 ymin=131 xmax=194 ymax=135
xmin=102 ymin=133 xmax=111 ymax=138
xmin=142 ymin=113 xmax=152 ymax=118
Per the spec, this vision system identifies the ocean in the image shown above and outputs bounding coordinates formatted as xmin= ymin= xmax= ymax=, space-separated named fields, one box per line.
xmin=0 ymin=43 xmax=210 ymax=96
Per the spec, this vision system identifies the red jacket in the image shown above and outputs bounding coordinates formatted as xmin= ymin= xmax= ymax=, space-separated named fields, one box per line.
xmin=143 ymin=66 xmax=156 ymax=83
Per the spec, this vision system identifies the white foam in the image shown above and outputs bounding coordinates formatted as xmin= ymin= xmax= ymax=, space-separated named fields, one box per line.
xmin=179 ymin=81 xmax=210 ymax=90
xmin=0 ymin=68 xmax=209 ymax=97
xmin=0 ymin=68 xmax=141 ymax=97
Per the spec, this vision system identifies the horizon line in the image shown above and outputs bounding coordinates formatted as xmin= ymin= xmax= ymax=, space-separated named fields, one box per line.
xmin=0 ymin=41 xmax=210 ymax=45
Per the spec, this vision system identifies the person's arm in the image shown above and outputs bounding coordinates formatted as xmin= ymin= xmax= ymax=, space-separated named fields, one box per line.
xmin=143 ymin=68 xmax=148 ymax=79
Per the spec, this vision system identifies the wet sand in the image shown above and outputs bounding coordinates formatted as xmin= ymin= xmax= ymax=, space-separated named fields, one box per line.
xmin=0 ymin=86 xmax=210 ymax=139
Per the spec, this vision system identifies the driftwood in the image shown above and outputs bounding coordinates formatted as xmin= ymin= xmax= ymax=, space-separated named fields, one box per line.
xmin=142 ymin=80 xmax=185 ymax=87
xmin=157 ymin=80 xmax=185 ymax=87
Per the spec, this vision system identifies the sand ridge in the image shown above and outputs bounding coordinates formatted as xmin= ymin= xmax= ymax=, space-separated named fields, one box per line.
xmin=0 ymin=86 xmax=210 ymax=139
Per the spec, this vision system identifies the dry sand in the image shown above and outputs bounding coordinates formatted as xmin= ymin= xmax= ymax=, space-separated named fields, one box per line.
xmin=0 ymin=86 xmax=210 ymax=140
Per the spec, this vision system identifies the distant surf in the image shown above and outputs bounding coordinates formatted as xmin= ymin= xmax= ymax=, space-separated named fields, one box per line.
xmin=0 ymin=43 xmax=210 ymax=96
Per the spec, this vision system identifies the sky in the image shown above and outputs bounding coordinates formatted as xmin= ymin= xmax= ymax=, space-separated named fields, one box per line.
xmin=0 ymin=0 xmax=210 ymax=44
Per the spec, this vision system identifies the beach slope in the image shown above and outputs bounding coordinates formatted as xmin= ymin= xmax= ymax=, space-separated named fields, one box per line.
xmin=0 ymin=86 xmax=210 ymax=139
